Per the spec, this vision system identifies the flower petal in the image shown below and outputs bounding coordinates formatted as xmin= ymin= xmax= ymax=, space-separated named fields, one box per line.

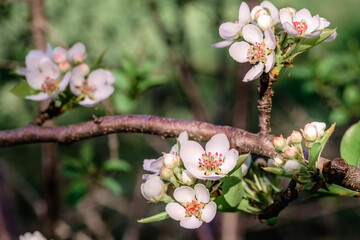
xmin=105 ymin=70 xmax=116 ymax=85
xmin=238 ymin=2 xmax=251 ymax=25
xmin=26 ymin=70 xmax=44 ymax=90
xmin=241 ymin=155 xmax=252 ymax=176
xmin=58 ymin=71 xmax=71 ymax=91
xmin=242 ymin=24 xmax=263 ymax=45
xmin=25 ymin=50 xmax=45 ymax=69
xmin=306 ymin=15 xmax=320 ymax=33
xmin=78 ymin=97 xmax=98 ymax=107
xmin=283 ymin=22 xmax=300 ymax=35
xmin=279 ymin=8 xmax=293 ymax=25
xmin=243 ymin=62 xmax=264 ymax=82
xmin=219 ymin=149 xmax=238 ymax=174
xmin=178 ymin=131 xmax=189 ymax=145
xmin=260 ymin=1 xmax=279 ymax=24
xmin=194 ymin=184 xmax=210 ymax=203
xmin=265 ymin=52 xmax=275 ymax=73
xmin=166 ymin=202 xmax=185 ymax=221
xmin=143 ymin=157 xmax=163 ymax=173
xmin=324 ymin=31 xmax=337 ymax=42
xmin=68 ymin=42 xmax=86 ymax=59
xmin=180 ymin=141 xmax=205 ymax=178
xmin=88 ymin=69 xmax=107 ymax=86
xmin=25 ymin=92 xmax=51 ymax=101
xmin=319 ymin=17 xmax=330 ymax=29
xmin=229 ymin=41 xmax=250 ymax=63
xmin=294 ymin=8 xmax=312 ymax=23
xmin=201 ymin=201 xmax=217 ymax=223
xmin=205 ymin=133 xmax=230 ymax=157
xmin=174 ymin=186 xmax=195 ymax=203
xmin=264 ymin=28 xmax=276 ymax=50
xmin=219 ymin=22 xmax=242 ymax=40
xmin=212 ymin=40 xmax=233 ymax=48
xmin=94 ymin=85 xmax=114 ymax=101
xmin=180 ymin=216 xmax=203 ymax=229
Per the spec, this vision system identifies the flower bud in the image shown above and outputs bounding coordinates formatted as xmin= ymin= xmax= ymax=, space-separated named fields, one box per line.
xmin=257 ymin=15 xmax=273 ymax=30
xmin=181 ymin=170 xmax=196 ymax=185
xmin=163 ymin=154 xmax=180 ymax=169
xmin=281 ymin=7 xmax=296 ymax=18
xmin=302 ymin=123 xmax=318 ymax=142
xmin=284 ymin=146 xmax=298 ymax=159
xmin=54 ymin=52 xmax=67 ymax=64
xmin=59 ymin=61 xmax=71 ymax=73
xmin=255 ymin=158 xmax=267 ymax=167
xmin=72 ymin=53 xmax=84 ymax=64
xmin=79 ymin=63 xmax=90 ymax=76
xmin=267 ymin=158 xmax=276 ymax=167
xmin=273 ymin=135 xmax=286 ymax=151
xmin=290 ymin=131 xmax=302 ymax=144
xmin=140 ymin=175 xmax=166 ymax=202
xmin=273 ymin=156 xmax=284 ymax=167
xmin=251 ymin=6 xmax=268 ymax=21
xmin=311 ymin=121 xmax=326 ymax=138
xmin=283 ymin=160 xmax=301 ymax=174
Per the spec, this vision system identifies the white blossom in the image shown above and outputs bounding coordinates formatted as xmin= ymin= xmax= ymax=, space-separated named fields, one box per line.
xmin=180 ymin=133 xmax=238 ymax=180
xmin=283 ymin=160 xmax=301 ymax=174
xmin=165 ymin=184 xmax=216 ymax=229
xmin=229 ymin=24 xmax=276 ymax=82
xmin=19 ymin=231 xmax=47 ymax=240
xmin=140 ymin=175 xmax=167 ymax=202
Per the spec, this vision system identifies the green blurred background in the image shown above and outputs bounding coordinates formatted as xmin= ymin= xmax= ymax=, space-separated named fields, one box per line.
xmin=0 ymin=0 xmax=360 ymax=239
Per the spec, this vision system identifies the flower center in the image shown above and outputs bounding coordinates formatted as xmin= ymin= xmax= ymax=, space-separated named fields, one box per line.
xmin=183 ymin=199 xmax=205 ymax=220
xmin=293 ymin=20 xmax=308 ymax=34
xmin=41 ymin=77 xmax=58 ymax=94
xmin=247 ymin=42 xmax=266 ymax=64
xmin=198 ymin=152 xmax=224 ymax=175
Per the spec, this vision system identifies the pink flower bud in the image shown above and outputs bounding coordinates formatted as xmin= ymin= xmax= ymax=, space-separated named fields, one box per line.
xmin=72 ymin=54 xmax=84 ymax=64
xmin=290 ymin=131 xmax=302 ymax=143
xmin=303 ymin=124 xmax=318 ymax=142
xmin=79 ymin=63 xmax=90 ymax=76
xmin=311 ymin=121 xmax=326 ymax=138
xmin=58 ymin=61 xmax=71 ymax=73
xmin=251 ymin=6 xmax=268 ymax=21
xmin=284 ymin=146 xmax=298 ymax=159
xmin=54 ymin=52 xmax=67 ymax=64
xmin=273 ymin=136 xmax=286 ymax=150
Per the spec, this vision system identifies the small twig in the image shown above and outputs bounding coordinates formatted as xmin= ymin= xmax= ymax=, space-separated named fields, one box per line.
xmin=257 ymin=73 xmax=274 ymax=136
xmin=32 ymin=101 xmax=63 ymax=126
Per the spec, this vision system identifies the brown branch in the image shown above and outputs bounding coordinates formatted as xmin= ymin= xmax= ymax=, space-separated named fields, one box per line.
xmin=257 ymin=73 xmax=274 ymax=136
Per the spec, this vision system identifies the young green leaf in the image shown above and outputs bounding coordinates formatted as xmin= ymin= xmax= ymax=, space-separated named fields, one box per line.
xmin=90 ymin=48 xmax=108 ymax=71
xmin=222 ymin=167 xmax=245 ymax=207
xmin=297 ymin=28 xmax=337 ymax=53
xmin=67 ymin=180 xmax=88 ymax=206
xmin=102 ymin=159 xmax=132 ymax=172
xmin=340 ymin=121 xmax=360 ymax=167
xmin=215 ymin=195 xmax=237 ymax=212
xmin=138 ymin=211 xmax=170 ymax=223
xmin=101 ymin=177 xmax=123 ymax=196
xmin=10 ymin=81 xmax=39 ymax=98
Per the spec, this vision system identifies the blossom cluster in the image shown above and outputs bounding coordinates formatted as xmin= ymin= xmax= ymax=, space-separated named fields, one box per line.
xmin=213 ymin=1 xmax=337 ymax=82
xmin=19 ymin=43 xmax=115 ymax=107
xmin=140 ymin=132 xmax=251 ymax=229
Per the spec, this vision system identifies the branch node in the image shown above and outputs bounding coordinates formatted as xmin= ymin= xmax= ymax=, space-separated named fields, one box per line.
xmin=92 ymin=115 xmax=103 ymax=124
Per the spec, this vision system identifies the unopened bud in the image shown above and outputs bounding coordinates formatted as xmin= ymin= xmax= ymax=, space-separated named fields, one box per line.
xmin=54 ymin=52 xmax=67 ymax=64
xmin=255 ymin=158 xmax=267 ymax=167
xmin=140 ymin=175 xmax=165 ymax=202
xmin=273 ymin=156 xmax=284 ymax=167
xmin=59 ymin=61 xmax=71 ymax=73
xmin=290 ymin=131 xmax=302 ymax=144
xmin=302 ymin=123 xmax=318 ymax=142
xmin=311 ymin=121 xmax=326 ymax=138
xmin=72 ymin=53 xmax=84 ymax=64
xmin=163 ymin=154 xmax=180 ymax=169
xmin=79 ymin=63 xmax=90 ymax=76
xmin=251 ymin=6 xmax=268 ymax=21
xmin=283 ymin=160 xmax=301 ymax=174
xmin=257 ymin=15 xmax=273 ymax=30
xmin=273 ymin=135 xmax=286 ymax=151
xmin=160 ymin=167 xmax=178 ymax=187
xmin=284 ymin=146 xmax=298 ymax=159
xmin=181 ymin=170 xmax=196 ymax=185
xmin=267 ymin=158 xmax=276 ymax=167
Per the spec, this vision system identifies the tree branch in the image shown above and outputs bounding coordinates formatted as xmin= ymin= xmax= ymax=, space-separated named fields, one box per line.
xmin=257 ymin=73 xmax=274 ymax=136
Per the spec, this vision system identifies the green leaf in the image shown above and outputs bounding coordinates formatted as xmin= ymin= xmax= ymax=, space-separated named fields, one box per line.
xmin=262 ymin=167 xmax=286 ymax=176
xmin=215 ymin=195 xmax=237 ymax=212
xmin=102 ymin=159 xmax=132 ymax=172
xmin=222 ymin=167 xmax=244 ymax=207
xmin=10 ymin=81 xmax=39 ymax=98
xmin=236 ymin=199 xmax=261 ymax=214
xmin=101 ymin=177 xmax=123 ymax=196
xmin=138 ymin=211 xmax=170 ymax=223
xmin=304 ymin=184 xmax=358 ymax=198
xmin=266 ymin=217 xmax=278 ymax=227
xmin=340 ymin=121 xmax=360 ymax=166
xmin=90 ymin=48 xmax=108 ymax=71
xmin=67 ymin=180 xmax=88 ymax=206
xmin=297 ymin=28 xmax=337 ymax=53
xmin=79 ymin=142 xmax=94 ymax=164
xmin=227 ymin=153 xmax=250 ymax=176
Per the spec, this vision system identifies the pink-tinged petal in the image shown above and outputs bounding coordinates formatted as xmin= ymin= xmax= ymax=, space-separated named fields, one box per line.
xmin=265 ymin=52 xmax=275 ymax=73
xmin=242 ymin=24 xmax=263 ymax=45
xmin=324 ymin=31 xmax=337 ymax=42
xmin=279 ymin=8 xmax=293 ymax=25
xmin=283 ymin=22 xmax=300 ymax=35
xmin=238 ymin=2 xmax=251 ymax=25
xmin=205 ymin=133 xmax=230 ymax=157
xmin=180 ymin=140 xmax=205 ymax=170
xmin=39 ymin=58 xmax=60 ymax=79
xmin=260 ymin=1 xmax=279 ymax=23
xmin=79 ymin=97 xmax=98 ymax=107
xmin=26 ymin=71 xmax=43 ymax=89
xmin=180 ymin=216 xmax=203 ymax=229
xmin=220 ymin=149 xmax=238 ymax=174
xmin=219 ymin=22 xmax=242 ymax=40
xmin=243 ymin=62 xmax=264 ymax=82
xmin=94 ymin=85 xmax=114 ymax=101
xmin=241 ymin=155 xmax=252 ymax=176
xmin=68 ymin=42 xmax=86 ymax=59
xmin=58 ymin=71 xmax=71 ymax=91
xmin=174 ymin=186 xmax=195 ymax=203
xmin=264 ymin=28 xmax=276 ymax=50
xmin=294 ymin=8 xmax=312 ymax=23
xmin=105 ymin=70 xmax=115 ymax=85
xmin=25 ymin=50 xmax=45 ymax=69
xmin=306 ymin=15 xmax=320 ymax=33
xmin=52 ymin=46 xmax=67 ymax=62
xmin=194 ymin=184 xmax=210 ymax=203
xmin=88 ymin=69 xmax=107 ymax=86
xmin=319 ymin=17 xmax=330 ymax=29
xmin=26 ymin=92 xmax=51 ymax=101
xmin=166 ymin=202 xmax=185 ymax=221
xmin=212 ymin=40 xmax=233 ymax=48
xmin=201 ymin=201 xmax=217 ymax=223
xmin=71 ymin=66 xmax=85 ymax=87
xmin=229 ymin=41 xmax=250 ymax=63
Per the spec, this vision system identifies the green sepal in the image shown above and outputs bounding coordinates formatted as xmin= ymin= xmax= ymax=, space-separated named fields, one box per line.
xmin=138 ymin=211 xmax=170 ymax=223
xmin=90 ymin=48 xmax=108 ymax=71
xmin=10 ymin=81 xmax=40 ymax=98
xmin=340 ymin=121 xmax=360 ymax=167
xmin=262 ymin=167 xmax=286 ymax=176
xmin=297 ymin=28 xmax=337 ymax=53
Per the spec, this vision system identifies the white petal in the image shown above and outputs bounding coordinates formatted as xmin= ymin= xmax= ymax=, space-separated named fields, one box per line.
xmin=229 ymin=41 xmax=250 ymax=63
xmin=242 ymin=24 xmax=263 ymax=45
xmin=294 ymin=8 xmax=312 ymax=23
xmin=105 ymin=70 xmax=116 ymax=85
xmin=71 ymin=66 xmax=85 ymax=87
xmin=58 ymin=71 xmax=71 ymax=91
xmin=212 ymin=40 xmax=233 ymax=48
xmin=79 ymin=97 xmax=98 ymax=107
xmin=16 ymin=67 xmax=27 ymax=76
xmin=205 ymin=133 xmax=230 ymax=157
xmin=260 ymin=1 xmax=279 ymax=23
xmin=39 ymin=58 xmax=60 ymax=79
xmin=140 ymin=183 xmax=150 ymax=200
xmin=219 ymin=22 xmax=242 ymax=40
xmin=52 ymin=46 xmax=68 ymax=62
xmin=68 ymin=42 xmax=86 ymax=59
xmin=94 ymin=85 xmax=114 ymax=101
xmin=174 ymin=186 xmax=195 ymax=203
xmin=283 ymin=22 xmax=300 ymax=35
xmin=180 ymin=216 xmax=203 ymax=229
xmin=178 ymin=131 xmax=189 ymax=145
xmin=243 ymin=62 xmax=264 ymax=82
xmin=264 ymin=28 xmax=276 ymax=50
xmin=307 ymin=15 xmax=320 ymax=33
xmin=166 ymin=202 xmax=185 ymax=221
xmin=238 ymin=2 xmax=251 ymax=25
xmin=279 ymin=8 xmax=293 ymax=25
xmin=180 ymin=141 xmax=205 ymax=171
xmin=219 ymin=149 xmax=238 ymax=174
xmin=194 ymin=184 xmax=210 ymax=203
xmin=143 ymin=157 xmax=163 ymax=173
xmin=88 ymin=69 xmax=107 ymax=86
xmin=265 ymin=52 xmax=275 ymax=73
xmin=319 ymin=17 xmax=330 ymax=29
xmin=324 ymin=31 xmax=337 ymax=42
xmin=202 ymin=174 xmax=224 ymax=181
xmin=241 ymin=155 xmax=252 ymax=176
xmin=26 ymin=92 xmax=51 ymax=101
xmin=201 ymin=201 xmax=217 ymax=223
xmin=25 ymin=50 xmax=45 ymax=69
xmin=46 ymin=43 xmax=53 ymax=58
xmin=26 ymin=70 xmax=43 ymax=89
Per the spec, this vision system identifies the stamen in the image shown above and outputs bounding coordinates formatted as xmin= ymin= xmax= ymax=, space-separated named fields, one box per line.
xmin=293 ymin=20 xmax=308 ymax=34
